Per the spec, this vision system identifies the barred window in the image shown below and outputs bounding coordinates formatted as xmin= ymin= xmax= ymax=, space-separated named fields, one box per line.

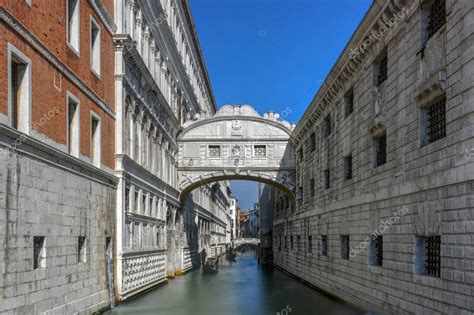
xmin=343 ymin=154 xmax=353 ymax=180
xmin=374 ymin=133 xmax=387 ymax=167
xmin=340 ymin=235 xmax=349 ymax=260
xmin=209 ymin=145 xmax=221 ymax=157
xmin=426 ymin=95 xmax=446 ymax=144
xmin=309 ymin=132 xmax=316 ymax=152
xmin=427 ymin=0 xmax=446 ymax=41
xmin=321 ymin=235 xmax=328 ymax=256
xmin=310 ymin=178 xmax=315 ymax=197
xmin=254 ymin=145 xmax=266 ymax=157
xmin=415 ymin=235 xmax=441 ymax=277
xmin=369 ymin=235 xmax=383 ymax=266
xmin=324 ymin=169 xmax=330 ymax=189
xmin=377 ymin=54 xmax=388 ymax=86
xmin=324 ymin=115 xmax=331 ymax=137
xmin=345 ymin=88 xmax=354 ymax=117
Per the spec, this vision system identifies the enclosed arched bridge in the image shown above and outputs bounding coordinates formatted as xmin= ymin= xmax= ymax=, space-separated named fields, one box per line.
xmin=177 ymin=105 xmax=296 ymax=201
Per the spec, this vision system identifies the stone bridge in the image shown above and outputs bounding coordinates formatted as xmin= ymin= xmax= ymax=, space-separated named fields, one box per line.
xmin=233 ymin=238 xmax=261 ymax=248
xmin=177 ymin=105 xmax=296 ymax=201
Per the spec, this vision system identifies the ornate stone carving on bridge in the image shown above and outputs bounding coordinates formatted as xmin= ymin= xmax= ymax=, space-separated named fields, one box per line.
xmin=177 ymin=105 xmax=296 ymax=200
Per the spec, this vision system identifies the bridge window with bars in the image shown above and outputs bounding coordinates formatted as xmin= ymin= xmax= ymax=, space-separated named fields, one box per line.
xmin=254 ymin=145 xmax=266 ymax=158
xmin=209 ymin=145 xmax=221 ymax=157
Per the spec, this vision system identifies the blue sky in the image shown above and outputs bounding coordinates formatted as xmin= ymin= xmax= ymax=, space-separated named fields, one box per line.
xmin=189 ymin=0 xmax=372 ymax=210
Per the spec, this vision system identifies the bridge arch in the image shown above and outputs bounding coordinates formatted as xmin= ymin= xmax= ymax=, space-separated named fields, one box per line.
xmin=177 ymin=105 xmax=296 ymax=201
xmin=233 ymin=238 xmax=261 ymax=249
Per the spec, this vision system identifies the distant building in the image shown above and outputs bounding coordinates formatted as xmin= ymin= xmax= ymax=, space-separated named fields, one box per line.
xmin=229 ymin=196 xmax=237 ymax=240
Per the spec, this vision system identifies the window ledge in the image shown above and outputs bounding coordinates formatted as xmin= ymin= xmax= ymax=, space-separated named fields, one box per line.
xmin=67 ymin=43 xmax=80 ymax=57
xmin=413 ymin=274 xmax=442 ymax=287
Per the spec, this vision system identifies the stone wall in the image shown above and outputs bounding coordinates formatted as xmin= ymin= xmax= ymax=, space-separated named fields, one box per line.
xmin=275 ymin=0 xmax=474 ymax=314
xmin=0 ymin=130 xmax=116 ymax=314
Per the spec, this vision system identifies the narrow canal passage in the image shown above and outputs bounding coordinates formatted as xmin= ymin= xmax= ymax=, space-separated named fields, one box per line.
xmin=107 ymin=252 xmax=364 ymax=315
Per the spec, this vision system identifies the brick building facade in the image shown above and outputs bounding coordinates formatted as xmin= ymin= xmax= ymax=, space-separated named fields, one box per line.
xmin=0 ymin=0 xmax=117 ymax=313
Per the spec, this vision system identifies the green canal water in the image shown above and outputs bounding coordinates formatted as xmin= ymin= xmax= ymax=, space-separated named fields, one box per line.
xmin=106 ymin=252 xmax=365 ymax=315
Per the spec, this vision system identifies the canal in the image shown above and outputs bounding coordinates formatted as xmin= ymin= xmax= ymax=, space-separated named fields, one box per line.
xmin=106 ymin=251 xmax=365 ymax=315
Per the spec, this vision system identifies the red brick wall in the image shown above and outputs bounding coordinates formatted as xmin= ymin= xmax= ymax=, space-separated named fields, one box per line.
xmin=0 ymin=0 xmax=115 ymax=169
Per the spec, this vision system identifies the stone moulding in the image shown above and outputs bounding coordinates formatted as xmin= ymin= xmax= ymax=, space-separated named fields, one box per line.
xmin=0 ymin=124 xmax=118 ymax=187
xmin=291 ymin=0 xmax=413 ymax=146
xmin=0 ymin=7 xmax=115 ymax=119
xmin=88 ymin=0 xmax=117 ymax=34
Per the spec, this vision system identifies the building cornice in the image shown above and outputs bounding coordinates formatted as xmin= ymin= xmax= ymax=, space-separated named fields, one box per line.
xmin=180 ymin=0 xmax=218 ymax=113
xmin=0 ymin=124 xmax=118 ymax=187
xmin=88 ymin=0 xmax=117 ymax=34
xmin=291 ymin=0 xmax=413 ymax=146
xmin=0 ymin=7 xmax=115 ymax=119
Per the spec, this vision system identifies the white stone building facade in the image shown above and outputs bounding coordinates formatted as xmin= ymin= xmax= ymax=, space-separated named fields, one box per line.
xmin=113 ymin=0 xmax=231 ymax=300
xmin=273 ymin=0 xmax=474 ymax=314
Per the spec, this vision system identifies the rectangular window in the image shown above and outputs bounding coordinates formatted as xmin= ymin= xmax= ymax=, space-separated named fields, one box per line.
xmin=298 ymin=148 xmax=303 ymax=161
xmin=78 ymin=236 xmax=86 ymax=263
xmin=308 ymin=235 xmax=312 ymax=253
xmin=309 ymin=132 xmax=316 ymax=152
xmin=33 ymin=236 xmax=45 ymax=269
xmin=415 ymin=235 xmax=441 ymax=277
xmin=344 ymin=88 xmax=354 ymax=117
xmin=324 ymin=169 xmax=330 ymax=189
xmin=369 ymin=235 xmax=383 ymax=266
xmin=324 ymin=115 xmax=331 ymax=137
xmin=254 ymin=145 xmax=266 ymax=157
xmin=340 ymin=235 xmax=349 ymax=260
xmin=67 ymin=93 xmax=80 ymax=157
xmin=209 ymin=145 xmax=221 ymax=157
xmin=67 ymin=0 xmax=80 ymax=53
xmin=90 ymin=17 xmax=101 ymax=76
xmin=376 ymin=52 xmax=388 ymax=86
xmin=91 ymin=114 xmax=101 ymax=167
xmin=285 ymin=235 xmax=288 ymax=249
xmin=374 ymin=133 xmax=387 ymax=167
xmin=297 ymin=235 xmax=301 ymax=252
xmin=8 ymin=44 xmax=31 ymax=133
xmin=426 ymin=0 xmax=446 ymax=42
xmin=310 ymin=178 xmax=315 ymax=197
xmin=290 ymin=235 xmax=294 ymax=250
xmin=343 ymin=154 xmax=353 ymax=180
xmin=321 ymin=235 xmax=328 ymax=256
xmin=423 ymin=95 xmax=446 ymax=146
xmin=105 ymin=237 xmax=112 ymax=254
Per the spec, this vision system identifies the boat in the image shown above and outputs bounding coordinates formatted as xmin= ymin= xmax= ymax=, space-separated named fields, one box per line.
xmin=202 ymin=257 xmax=219 ymax=274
